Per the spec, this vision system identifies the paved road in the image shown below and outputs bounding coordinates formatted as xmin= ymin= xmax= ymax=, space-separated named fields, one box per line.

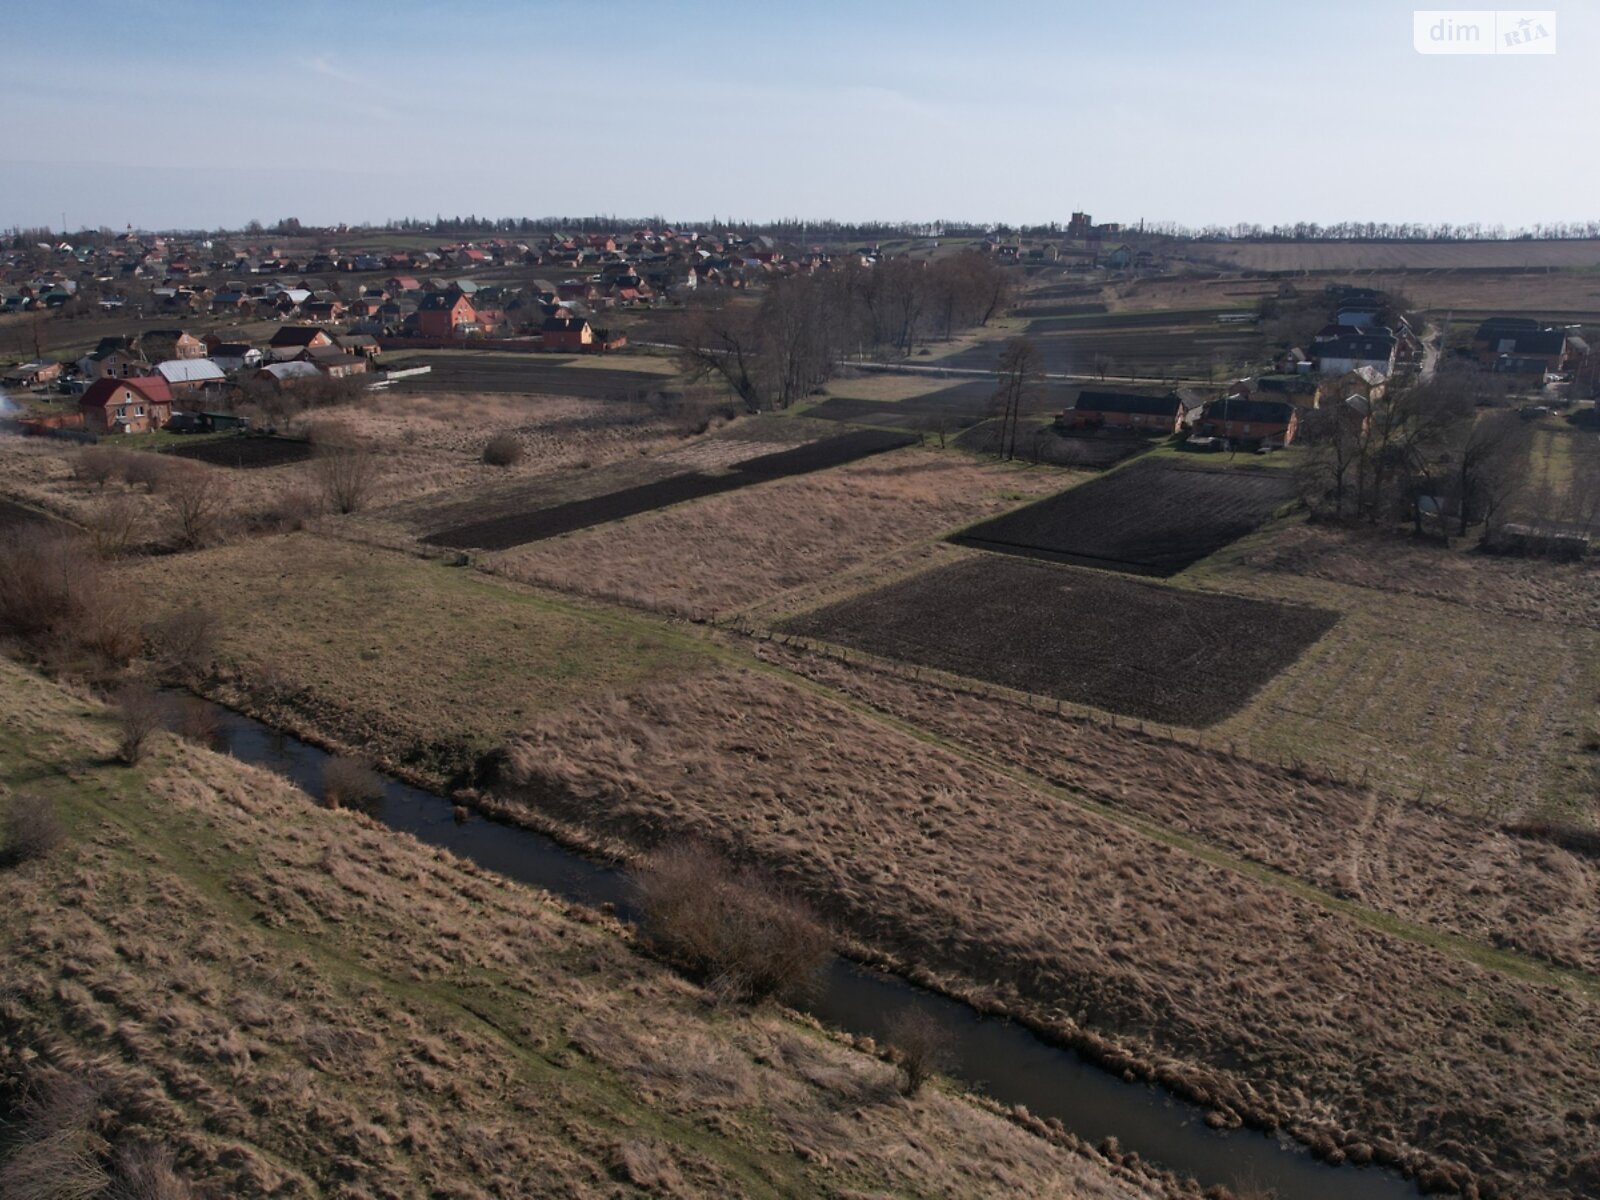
xmin=642 ymin=340 xmax=1257 ymax=389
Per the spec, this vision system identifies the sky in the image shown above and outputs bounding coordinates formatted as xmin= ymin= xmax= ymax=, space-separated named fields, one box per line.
xmin=1 ymin=0 xmax=1595 ymax=232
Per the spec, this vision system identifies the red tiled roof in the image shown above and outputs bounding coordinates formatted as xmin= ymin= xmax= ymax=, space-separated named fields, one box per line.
xmin=80 ymin=376 xmax=173 ymax=410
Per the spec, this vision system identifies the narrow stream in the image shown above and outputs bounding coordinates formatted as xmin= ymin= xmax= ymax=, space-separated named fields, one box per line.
xmin=203 ymin=704 xmax=1419 ymax=1200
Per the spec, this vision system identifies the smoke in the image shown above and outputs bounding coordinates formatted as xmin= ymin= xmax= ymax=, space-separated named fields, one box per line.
xmin=0 ymin=387 xmax=13 ymax=416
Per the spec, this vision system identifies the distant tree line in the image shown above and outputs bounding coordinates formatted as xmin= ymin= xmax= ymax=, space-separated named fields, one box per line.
xmin=673 ymin=252 xmax=1013 ymax=412
xmin=1150 ymin=220 xmax=1600 ymax=242
xmin=14 ymin=215 xmax=1600 ymax=247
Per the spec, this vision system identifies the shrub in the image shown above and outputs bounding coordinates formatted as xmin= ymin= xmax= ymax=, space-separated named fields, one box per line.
xmin=482 ymin=433 xmax=524 ymax=467
xmin=2 ymin=795 xmax=66 ymax=866
xmin=119 ymin=452 xmax=173 ymax=493
xmin=84 ymin=492 xmax=145 ymax=558
xmin=162 ymin=460 xmax=233 ymax=549
xmin=108 ymin=1144 xmax=197 ymax=1200
xmin=886 ymin=1007 xmax=950 ymax=1097
xmin=0 ymin=1074 xmax=109 ymax=1200
xmin=323 ymin=755 xmax=384 ymax=809
xmin=114 ymin=682 xmax=164 ymax=765
xmin=260 ymin=487 xmax=322 ymax=532
xmin=633 ymin=842 xmax=830 ymax=1003
xmin=165 ymin=696 xmax=222 ymax=748
xmin=73 ymin=446 xmax=124 ymax=490
xmin=144 ymin=606 xmax=218 ymax=684
xmin=0 ymin=528 xmax=140 ymax=665
xmin=312 ymin=440 xmax=378 ymax=514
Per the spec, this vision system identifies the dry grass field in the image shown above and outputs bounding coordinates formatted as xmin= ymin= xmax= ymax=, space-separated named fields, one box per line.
xmin=0 ymin=657 xmax=1161 ymax=1200
xmin=490 ymin=666 xmax=1600 ymax=1199
xmin=1188 ymin=522 xmax=1600 ymax=821
xmin=419 ymin=429 xmax=917 ymax=553
xmin=753 ymin=641 xmax=1600 ymax=974
xmin=122 ymin=534 xmax=715 ymax=776
xmin=355 ymin=415 xmax=828 ymax=549
xmin=489 ymin=450 xmax=1077 ymax=617
xmin=1192 ymin=240 xmax=1600 ymax=272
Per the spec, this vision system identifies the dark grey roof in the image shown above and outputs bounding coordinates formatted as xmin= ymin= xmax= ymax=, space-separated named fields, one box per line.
xmin=1316 ymin=335 xmax=1395 ymax=361
xmin=1474 ymin=316 xmax=1541 ymax=341
xmin=1073 ymin=390 xmax=1179 ymax=416
xmin=1497 ymin=330 xmax=1567 ymax=355
xmin=1203 ymin=398 xmax=1297 ymax=424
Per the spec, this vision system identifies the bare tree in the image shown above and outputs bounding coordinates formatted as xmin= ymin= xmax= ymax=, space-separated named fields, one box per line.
xmin=1454 ymin=410 xmax=1533 ymax=537
xmin=992 ymin=338 xmax=1043 ymax=461
xmin=887 ymin=1007 xmax=950 ymax=1097
xmin=84 ymin=491 xmax=144 ymax=557
xmin=114 ymin=682 xmax=164 ymax=765
xmin=313 ymin=438 xmax=378 ymax=514
xmin=164 ymin=461 xmax=232 ymax=549
xmin=674 ymin=297 xmax=766 ymax=412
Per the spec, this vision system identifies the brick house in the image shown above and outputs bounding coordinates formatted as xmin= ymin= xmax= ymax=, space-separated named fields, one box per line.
xmin=138 ymin=329 xmax=206 ymax=362
xmin=268 ymin=326 xmax=334 ymax=355
xmin=77 ymin=337 xmax=148 ymax=381
xmin=415 ymin=292 xmax=476 ymax=338
xmin=541 ymin=316 xmax=593 ymax=351
xmin=1064 ymin=390 xmax=1188 ymax=433
xmin=80 ymin=375 xmax=174 ymax=434
xmin=298 ymin=346 xmax=369 ymax=377
xmin=1196 ymin=397 xmax=1299 ymax=447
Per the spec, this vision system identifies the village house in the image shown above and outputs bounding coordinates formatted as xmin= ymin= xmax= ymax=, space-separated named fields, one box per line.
xmin=77 ymin=338 xmax=147 ymax=381
xmin=80 ymin=375 xmax=174 ymax=434
xmin=414 ymin=291 xmax=476 ymax=338
xmin=335 ymin=333 xmax=381 ymax=359
xmin=297 ymin=345 xmax=369 ymax=378
xmin=138 ymin=329 xmax=206 ymax=363
xmin=541 ymin=315 xmax=593 ymax=351
xmin=268 ymin=324 xmax=334 ymax=352
xmin=203 ymin=339 xmax=264 ymax=373
xmin=1064 ymin=390 xmax=1192 ymax=434
xmin=154 ymin=358 xmax=227 ymax=395
xmin=1 ymin=360 xmax=63 ymax=388
xmin=1195 ymin=396 xmax=1299 ymax=447
xmin=255 ymin=361 xmax=322 ymax=389
xmin=1478 ymin=326 xmax=1588 ymax=376
xmin=1315 ymin=332 xmax=1397 ymax=377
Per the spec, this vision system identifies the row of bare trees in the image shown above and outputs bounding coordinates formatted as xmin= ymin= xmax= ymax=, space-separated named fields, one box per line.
xmin=674 ymin=253 xmax=1015 ymax=412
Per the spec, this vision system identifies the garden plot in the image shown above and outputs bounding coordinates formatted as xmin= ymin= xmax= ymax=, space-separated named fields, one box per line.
xmin=954 ymin=459 xmax=1296 ymax=575
xmin=163 ymin=434 xmax=315 ymax=469
xmin=781 ymin=553 xmax=1337 ymax=726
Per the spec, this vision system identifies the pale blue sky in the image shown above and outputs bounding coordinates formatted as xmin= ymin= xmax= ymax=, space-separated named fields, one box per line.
xmin=1 ymin=0 xmax=1595 ymax=231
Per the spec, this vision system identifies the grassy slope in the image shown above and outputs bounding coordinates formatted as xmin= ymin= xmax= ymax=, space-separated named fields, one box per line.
xmin=0 ymin=656 xmax=1161 ymax=1200
xmin=124 ymin=533 xmax=718 ymax=774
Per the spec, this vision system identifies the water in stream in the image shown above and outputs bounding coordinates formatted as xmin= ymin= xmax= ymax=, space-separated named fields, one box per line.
xmin=204 ymin=703 xmax=1419 ymax=1200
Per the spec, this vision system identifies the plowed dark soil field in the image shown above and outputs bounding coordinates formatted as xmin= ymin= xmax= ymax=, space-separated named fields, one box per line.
xmin=954 ymin=459 xmax=1296 ymax=575
xmin=781 ymin=554 xmax=1337 ymax=726
xmin=387 ymin=355 xmax=672 ymax=399
xmin=164 ymin=435 xmax=314 ymax=469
